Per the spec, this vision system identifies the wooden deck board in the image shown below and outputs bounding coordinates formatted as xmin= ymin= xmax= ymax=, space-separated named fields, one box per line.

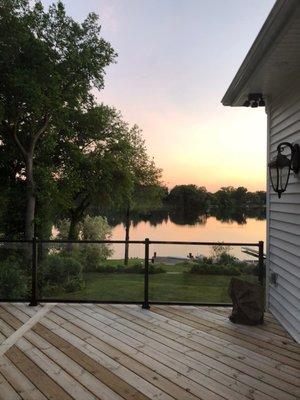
xmin=0 ymin=303 xmax=299 ymax=400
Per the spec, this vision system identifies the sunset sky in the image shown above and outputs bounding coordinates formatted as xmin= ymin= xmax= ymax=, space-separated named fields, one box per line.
xmin=44 ymin=0 xmax=275 ymax=192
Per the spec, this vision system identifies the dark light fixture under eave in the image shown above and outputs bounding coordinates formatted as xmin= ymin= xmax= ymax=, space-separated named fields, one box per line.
xmin=268 ymin=142 xmax=300 ymax=198
xmin=243 ymin=93 xmax=265 ymax=108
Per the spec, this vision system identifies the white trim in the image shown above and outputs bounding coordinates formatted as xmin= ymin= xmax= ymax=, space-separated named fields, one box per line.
xmin=265 ymin=101 xmax=271 ymax=311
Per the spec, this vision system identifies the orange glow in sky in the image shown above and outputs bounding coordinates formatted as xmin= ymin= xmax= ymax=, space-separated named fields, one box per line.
xmin=50 ymin=0 xmax=274 ymax=192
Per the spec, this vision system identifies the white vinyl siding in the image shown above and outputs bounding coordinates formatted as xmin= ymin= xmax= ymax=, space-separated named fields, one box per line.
xmin=268 ymin=87 xmax=300 ymax=343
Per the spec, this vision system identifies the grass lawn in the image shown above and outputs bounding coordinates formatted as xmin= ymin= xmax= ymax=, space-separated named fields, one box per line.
xmin=44 ymin=259 xmax=258 ymax=303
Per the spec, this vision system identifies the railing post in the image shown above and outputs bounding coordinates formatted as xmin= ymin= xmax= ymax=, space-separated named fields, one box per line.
xmin=29 ymin=237 xmax=38 ymax=306
xmin=142 ymin=238 xmax=150 ymax=309
xmin=258 ymin=241 xmax=264 ymax=285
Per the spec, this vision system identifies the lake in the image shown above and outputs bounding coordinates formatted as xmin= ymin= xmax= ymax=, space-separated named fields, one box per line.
xmin=110 ymin=216 xmax=266 ymax=261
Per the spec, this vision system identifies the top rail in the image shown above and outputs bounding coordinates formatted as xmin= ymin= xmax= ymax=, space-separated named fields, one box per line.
xmin=0 ymin=238 xmax=261 ymax=246
xmin=147 ymin=240 xmax=260 ymax=246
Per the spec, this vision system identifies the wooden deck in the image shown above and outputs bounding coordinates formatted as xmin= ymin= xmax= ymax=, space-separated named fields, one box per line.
xmin=0 ymin=303 xmax=299 ymax=400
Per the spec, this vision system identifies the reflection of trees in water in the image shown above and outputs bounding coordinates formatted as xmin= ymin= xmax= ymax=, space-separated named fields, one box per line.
xmin=131 ymin=209 xmax=169 ymax=227
xmin=210 ymin=206 xmax=266 ymax=225
xmin=106 ymin=209 xmax=169 ymax=228
xmin=169 ymin=209 xmax=207 ymax=226
xmin=211 ymin=207 xmax=247 ymax=225
xmin=106 ymin=206 xmax=265 ymax=228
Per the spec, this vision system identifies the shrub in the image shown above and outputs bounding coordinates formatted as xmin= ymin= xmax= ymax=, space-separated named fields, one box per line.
xmin=95 ymin=263 xmax=166 ymax=274
xmin=64 ymin=277 xmax=84 ymax=293
xmin=188 ymin=262 xmax=241 ymax=276
xmin=0 ymin=257 xmax=28 ymax=299
xmin=56 ymin=216 xmax=113 ymax=272
xmin=40 ymin=254 xmax=83 ymax=294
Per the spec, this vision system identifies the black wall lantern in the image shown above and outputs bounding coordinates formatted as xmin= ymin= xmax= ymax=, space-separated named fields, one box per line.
xmin=268 ymin=142 xmax=300 ymax=198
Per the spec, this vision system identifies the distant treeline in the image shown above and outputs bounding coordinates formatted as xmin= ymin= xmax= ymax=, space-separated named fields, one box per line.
xmin=105 ymin=185 xmax=266 ymax=227
xmin=165 ymin=185 xmax=266 ymax=211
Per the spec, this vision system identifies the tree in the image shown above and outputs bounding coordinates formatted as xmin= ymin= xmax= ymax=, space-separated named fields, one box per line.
xmin=0 ymin=0 xmax=116 ymax=239
xmin=55 ymin=105 xmax=137 ymax=240
xmin=231 ymin=186 xmax=248 ymax=207
xmin=167 ymin=185 xmax=209 ymax=211
xmin=123 ymin=182 xmax=166 ymax=264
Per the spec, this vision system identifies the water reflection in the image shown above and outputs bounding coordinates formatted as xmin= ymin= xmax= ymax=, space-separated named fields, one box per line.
xmin=108 ymin=207 xmax=265 ymax=228
xmin=111 ymin=209 xmax=266 ymax=260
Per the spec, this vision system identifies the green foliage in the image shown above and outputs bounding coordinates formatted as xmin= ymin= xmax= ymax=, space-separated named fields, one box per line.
xmin=211 ymin=186 xmax=266 ymax=209
xmin=210 ymin=244 xmax=233 ymax=261
xmin=40 ymin=254 xmax=83 ymax=294
xmin=0 ymin=256 xmax=28 ymax=298
xmin=167 ymin=185 xmax=209 ymax=211
xmin=0 ymin=0 xmax=116 ymax=238
xmin=57 ymin=215 xmax=113 ymax=271
xmin=187 ymin=244 xmax=255 ymax=276
xmin=189 ymin=262 xmax=241 ymax=276
xmin=95 ymin=262 xmax=166 ymax=274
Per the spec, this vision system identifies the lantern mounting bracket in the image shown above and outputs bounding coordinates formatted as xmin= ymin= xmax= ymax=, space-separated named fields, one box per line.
xmin=279 ymin=142 xmax=300 ymax=174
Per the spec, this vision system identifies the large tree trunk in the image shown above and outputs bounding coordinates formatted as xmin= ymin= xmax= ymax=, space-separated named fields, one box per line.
xmin=124 ymin=206 xmax=131 ymax=266
xmin=25 ymin=155 xmax=35 ymax=240
xmin=11 ymin=115 xmax=50 ymax=241
xmin=68 ymin=215 xmax=80 ymax=241
xmin=66 ymin=213 xmax=81 ymax=253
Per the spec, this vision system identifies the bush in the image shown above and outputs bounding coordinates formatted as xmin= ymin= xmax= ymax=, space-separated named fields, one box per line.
xmin=64 ymin=277 xmax=84 ymax=293
xmin=56 ymin=216 xmax=113 ymax=272
xmin=95 ymin=262 xmax=166 ymax=274
xmin=187 ymin=246 xmax=250 ymax=276
xmin=188 ymin=262 xmax=241 ymax=276
xmin=40 ymin=254 xmax=83 ymax=294
xmin=0 ymin=257 xmax=28 ymax=299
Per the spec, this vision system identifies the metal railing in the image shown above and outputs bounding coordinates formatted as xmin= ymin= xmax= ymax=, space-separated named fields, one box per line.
xmin=0 ymin=238 xmax=265 ymax=308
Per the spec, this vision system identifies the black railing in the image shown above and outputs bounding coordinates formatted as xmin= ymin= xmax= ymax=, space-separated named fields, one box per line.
xmin=0 ymin=238 xmax=265 ymax=308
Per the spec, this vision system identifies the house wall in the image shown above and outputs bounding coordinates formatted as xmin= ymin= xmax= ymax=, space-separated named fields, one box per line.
xmin=268 ymin=84 xmax=300 ymax=343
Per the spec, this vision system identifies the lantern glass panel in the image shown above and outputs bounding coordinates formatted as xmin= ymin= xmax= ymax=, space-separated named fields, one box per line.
xmin=269 ymin=163 xmax=278 ymax=192
xmin=279 ymin=165 xmax=291 ymax=192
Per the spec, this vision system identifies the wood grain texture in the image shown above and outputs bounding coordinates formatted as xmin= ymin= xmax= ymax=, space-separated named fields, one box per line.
xmin=0 ymin=303 xmax=299 ymax=400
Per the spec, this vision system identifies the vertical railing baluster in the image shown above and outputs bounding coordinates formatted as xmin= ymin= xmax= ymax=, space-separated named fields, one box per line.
xmin=29 ymin=237 xmax=38 ymax=306
xmin=258 ymin=241 xmax=264 ymax=286
xmin=142 ymin=238 xmax=150 ymax=309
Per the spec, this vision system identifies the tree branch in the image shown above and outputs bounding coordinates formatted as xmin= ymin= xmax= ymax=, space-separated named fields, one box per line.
xmin=11 ymin=120 xmax=27 ymax=159
xmin=31 ymin=114 xmax=51 ymax=151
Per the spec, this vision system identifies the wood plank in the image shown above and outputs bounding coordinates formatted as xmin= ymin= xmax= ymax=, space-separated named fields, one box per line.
xmin=8 ymin=304 xmax=191 ymax=400
xmin=0 ymin=355 xmax=48 ymax=400
xmin=6 ymin=346 xmax=73 ymax=400
xmin=54 ymin=305 xmax=280 ymax=400
xmin=51 ymin=306 xmax=240 ymax=400
xmin=51 ymin=305 xmax=240 ymax=400
xmin=1 ymin=305 xmax=153 ymax=400
xmin=174 ymin=306 xmax=300 ymax=354
xmin=102 ymin=304 xmax=300 ymax=380
xmin=200 ymin=308 xmax=293 ymax=339
xmin=0 ymin=303 xmax=56 ymax=356
xmin=3 ymin=307 xmax=124 ymax=400
xmin=0 ymin=308 xmax=95 ymax=400
xmin=161 ymin=306 xmax=300 ymax=356
xmin=152 ymin=306 xmax=300 ymax=369
xmin=0 ymin=370 xmax=22 ymax=400
xmin=56 ymin=304 xmax=296 ymax=400
xmin=115 ymin=305 xmax=300 ymax=399
xmin=34 ymin=322 xmax=170 ymax=400
xmin=101 ymin=304 xmax=300 ymax=395
xmin=2 ymin=303 xmax=299 ymax=400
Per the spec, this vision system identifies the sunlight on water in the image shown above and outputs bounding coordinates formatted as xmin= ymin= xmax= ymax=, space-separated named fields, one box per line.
xmin=111 ymin=217 xmax=266 ymax=261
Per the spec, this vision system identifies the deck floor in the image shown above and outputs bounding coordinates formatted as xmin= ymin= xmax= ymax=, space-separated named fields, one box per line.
xmin=0 ymin=303 xmax=299 ymax=400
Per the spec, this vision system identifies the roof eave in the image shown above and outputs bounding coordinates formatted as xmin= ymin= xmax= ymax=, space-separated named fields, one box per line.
xmin=222 ymin=0 xmax=298 ymax=107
